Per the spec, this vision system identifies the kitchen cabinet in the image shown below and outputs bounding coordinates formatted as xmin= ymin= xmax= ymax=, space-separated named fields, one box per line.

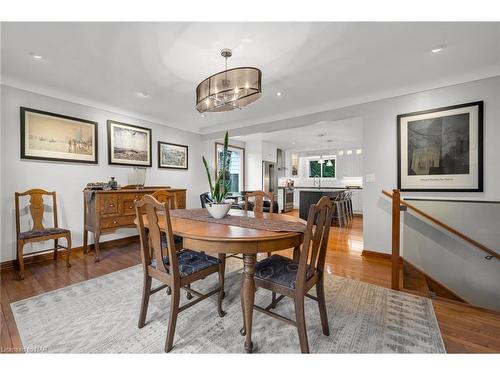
xmin=351 ymin=189 xmax=363 ymax=214
xmin=293 ymin=189 xmax=300 ymax=209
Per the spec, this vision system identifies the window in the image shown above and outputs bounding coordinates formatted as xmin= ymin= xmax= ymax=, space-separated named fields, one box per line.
xmin=216 ymin=143 xmax=245 ymax=194
xmin=291 ymin=153 xmax=299 ymax=176
xmin=308 ymin=158 xmax=336 ymax=178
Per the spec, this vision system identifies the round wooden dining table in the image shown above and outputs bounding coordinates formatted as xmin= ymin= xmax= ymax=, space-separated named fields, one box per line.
xmin=143 ymin=208 xmax=305 ymax=353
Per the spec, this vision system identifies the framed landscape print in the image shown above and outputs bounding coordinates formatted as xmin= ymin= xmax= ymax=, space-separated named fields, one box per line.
xmin=158 ymin=141 xmax=188 ymax=169
xmin=20 ymin=107 xmax=98 ymax=164
xmin=397 ymin=101 xmax=483 ymax=192
xmin=107 ymin=120 xmax=152 ymax=167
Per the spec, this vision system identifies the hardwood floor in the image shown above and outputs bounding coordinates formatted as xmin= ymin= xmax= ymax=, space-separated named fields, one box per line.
xmin=1 ymin=212 xmax=499 ymax=353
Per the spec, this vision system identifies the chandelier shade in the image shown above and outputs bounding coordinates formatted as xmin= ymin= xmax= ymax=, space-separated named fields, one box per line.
xmin=196 ymin=49 xmax=262 ymax=113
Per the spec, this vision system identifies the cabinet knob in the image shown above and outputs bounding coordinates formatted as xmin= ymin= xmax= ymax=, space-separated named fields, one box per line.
xmin=109 ymin=203 xmax=114 ymax=207
xmin=135 ymin=195 xmax=139 ymax=199
xmin=129 ymin=205 xmax=133 ymax=209
xmin=113 ymin=220 xmax=118 ymax=224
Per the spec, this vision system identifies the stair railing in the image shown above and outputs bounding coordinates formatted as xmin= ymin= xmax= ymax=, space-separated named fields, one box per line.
xmin=383 ymin=189 xmax=500 ymax=291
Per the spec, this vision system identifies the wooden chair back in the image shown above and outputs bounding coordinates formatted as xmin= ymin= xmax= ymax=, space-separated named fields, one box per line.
xmin=151 ymin=189 xmax=177 ymax=210
xmin=296 ymin=196 xmax=334 ymax=289
xmin=244 ymin=190 xmax=274 ymax=213
xmin=134 ymin=195 xmax=179 ymax=280
xmin=15 ymin=189 xmax=58 ymax=236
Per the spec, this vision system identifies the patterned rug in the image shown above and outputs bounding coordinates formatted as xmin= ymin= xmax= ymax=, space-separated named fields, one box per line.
xmin=11 ymin=259 xmax=445 ymax=353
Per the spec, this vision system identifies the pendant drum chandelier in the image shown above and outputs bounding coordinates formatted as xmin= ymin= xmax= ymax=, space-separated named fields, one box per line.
xmin=196 ymin=48 xmax=262 ymax=113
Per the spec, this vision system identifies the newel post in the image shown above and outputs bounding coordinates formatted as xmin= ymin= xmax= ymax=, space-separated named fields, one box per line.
xmin=391 ymin=189 xmax=401 ymax=290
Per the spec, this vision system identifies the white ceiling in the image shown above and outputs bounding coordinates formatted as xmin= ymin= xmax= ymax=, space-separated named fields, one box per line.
xmin=2 ymin=22 xmax=499 ymax=134
xmin=238 ymin=118 xmax=363 ymax=152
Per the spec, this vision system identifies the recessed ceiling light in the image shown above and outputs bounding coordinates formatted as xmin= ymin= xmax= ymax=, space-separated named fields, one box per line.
xmin=276 ymin=92 xmax=282 ymax=97
xmin=200 ymin=113 xmax=206 ymax=119
xmin=29 ymin=52 xmax=43 ymax=60
xmin=431 ymin=46 xmax=444 ymax=53
xmin=137 ymin=91 xmax=151 ymax=98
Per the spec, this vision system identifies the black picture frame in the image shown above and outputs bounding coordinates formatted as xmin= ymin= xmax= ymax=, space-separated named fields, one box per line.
xmin=107 ymin=120 xmax=152 ymax=167
xmin=20 ymin=107 xmax=98 ymax=164
xmin=397 ymin=101 xmax=483 ymax=192
xmin=158 ymin=141 xmax=189 ymax=170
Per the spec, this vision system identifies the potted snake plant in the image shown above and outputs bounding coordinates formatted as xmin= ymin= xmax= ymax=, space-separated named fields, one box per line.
xmin=202 ymin=131 xmax=232 ymax=219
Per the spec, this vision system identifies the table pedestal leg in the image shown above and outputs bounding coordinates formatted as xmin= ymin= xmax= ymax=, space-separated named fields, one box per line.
xmin=292 ymin=245 xmax=301 ymax=262
xmin=241 ymin=253 xmax=256 ymax=353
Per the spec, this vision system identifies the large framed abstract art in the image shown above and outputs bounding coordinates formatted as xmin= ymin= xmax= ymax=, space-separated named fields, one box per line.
xmin=107 ymin=120 xmax=152 ymax=167
xmin=397 ymin=101 xmax=483 ymax=192
xmin=20 ymin=107 xmax=98 ymax=164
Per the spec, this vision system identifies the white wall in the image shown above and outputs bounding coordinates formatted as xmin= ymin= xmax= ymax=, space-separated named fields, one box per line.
xmin=262 ymin=141 xmax=277 ymax=163
xmin=203 ymin=76 xmax=500 ymax=254
xmin=0 ymin=85 xmax=205 ymax=262
xmin=245 ymin=139 xmax=263 ymax=191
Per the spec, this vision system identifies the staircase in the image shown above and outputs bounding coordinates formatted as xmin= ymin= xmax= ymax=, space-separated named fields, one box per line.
xmin=383 ymin=189 xmax=500 ymax=312
xmin=402 ymin=260 xmax=465 ymax=303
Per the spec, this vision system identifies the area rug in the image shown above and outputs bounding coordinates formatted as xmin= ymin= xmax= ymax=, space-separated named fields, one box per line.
xmin=11 ymin=259 xmax=445 ymax=353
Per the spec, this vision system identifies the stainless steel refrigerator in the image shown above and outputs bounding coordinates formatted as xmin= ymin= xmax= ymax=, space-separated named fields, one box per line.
xmin=262 ymin=161 xmax=278 ymax=194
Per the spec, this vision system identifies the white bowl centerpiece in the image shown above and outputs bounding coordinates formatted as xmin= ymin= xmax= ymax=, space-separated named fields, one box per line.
xmin=202 ymin=131 xmax=232 ymax=219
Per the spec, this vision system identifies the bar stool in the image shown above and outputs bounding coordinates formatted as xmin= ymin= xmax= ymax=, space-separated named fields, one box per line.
xmin=344 ymin=190 xmax=353 ymax=223
xmin=332 ymin=192 xmax=347 ymax=227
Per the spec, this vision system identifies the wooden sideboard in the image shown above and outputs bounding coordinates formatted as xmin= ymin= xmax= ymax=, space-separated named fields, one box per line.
xmin=83 ymin=187 xmax=186 ymax=261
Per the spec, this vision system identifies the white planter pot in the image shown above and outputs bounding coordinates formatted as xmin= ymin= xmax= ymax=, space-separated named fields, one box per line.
xmin=206 ymin=202 xmax=231 ymax=219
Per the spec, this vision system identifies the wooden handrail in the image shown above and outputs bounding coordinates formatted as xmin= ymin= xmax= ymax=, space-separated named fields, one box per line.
xmin=383 ymin=189 xmax=500 ymax=261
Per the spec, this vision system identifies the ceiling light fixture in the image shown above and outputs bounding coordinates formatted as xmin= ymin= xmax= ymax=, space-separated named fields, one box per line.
xmin=137 ymin=91 xmax=151 ymax=98
xmin=431 ymin=46 xmax=444 ymax=53
xmin=276 ymin=92 xmax=282 ymax=97
xmin=29 ymin=52 xmax=43 ymax=60
xmin=318 ymin=134 xmax=325 ymax=164
xmin=196 ymin=48 xmax=262 ymax=113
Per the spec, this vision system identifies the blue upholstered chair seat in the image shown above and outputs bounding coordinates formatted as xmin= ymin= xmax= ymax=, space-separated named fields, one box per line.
xmin=18 ymin=227 xmax=69 ymax=240
xmin=150 ymin=249 xmax=220 ymax=277
xmin=161 ymin=233 xmax=183 ymax=248
xmin=255 ymin=255 xmax=314 ymax=289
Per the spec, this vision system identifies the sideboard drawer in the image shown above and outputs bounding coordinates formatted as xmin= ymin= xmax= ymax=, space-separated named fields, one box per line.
xmin=100 ymin=196 xmax=120 ymax=216
xmin=101 ymin=215 xmax=135 ymax=229
xmin=122 ymin=193 xmax=145 ymax=201
xmin=123 ymin=200 xmax=136 ymax=216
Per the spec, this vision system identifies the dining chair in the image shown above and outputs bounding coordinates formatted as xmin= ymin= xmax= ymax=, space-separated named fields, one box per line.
xmin=244 ymin=190 xmax=275 ymax=257
xmin=151 ymin=189 xmax=183 ymax=249
xmin=200 ymin=192 xmax=212 ymax=208
xmin=251 ymin=196 xmax=334 ymax=353
xmin=15 ymin=189 xmax=72 ymax=280
xmin=135 ymin=194 xmax=226 ymax=352
xmin=243 ymin=190 xmax=275 ymax=214
xmin=151 ymin=189 xmax=192 ymax=298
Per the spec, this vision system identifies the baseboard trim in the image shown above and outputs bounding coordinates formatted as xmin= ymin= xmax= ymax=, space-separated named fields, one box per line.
xmin=403 ymin=259 xmax=468 ymax=304
xmin=0 ymin=235 xmax=139 ymax=271
xmin=361 ymin=249 xmax=391 ymax=260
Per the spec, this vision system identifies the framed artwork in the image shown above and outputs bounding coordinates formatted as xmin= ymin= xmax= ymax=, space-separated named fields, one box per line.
xmin=397 ymin=101 xmax=483 ymax=192
xmin=20 ymin=107 xmax=98 ymax=164
xmin=158 ymin=141 xmax=188 ymax=169
xmin=107 ymin=120 xmax=152 ymax=167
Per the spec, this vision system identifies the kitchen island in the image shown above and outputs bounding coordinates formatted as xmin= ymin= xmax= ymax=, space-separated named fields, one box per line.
xmin=298 ymin=189 xmax=345 ymax=220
